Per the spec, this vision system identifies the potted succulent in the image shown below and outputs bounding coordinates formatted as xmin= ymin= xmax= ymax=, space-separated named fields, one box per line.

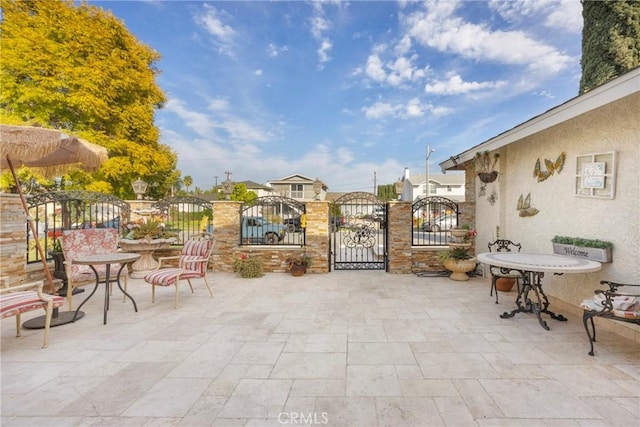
xmin=286 ymin=253 xmax=311 ymax=276
xmin=475 ymin=151 xmax=500 ymax=183
xmin=551 ymin=235 xmax=613 ymax=263
xmin=233 ymin=253 xmax=265 ymax=278
xmin=119 ymin=220 xmax=178 ymax=278
xmin=438 ymin=246 xmax=476 ymax=281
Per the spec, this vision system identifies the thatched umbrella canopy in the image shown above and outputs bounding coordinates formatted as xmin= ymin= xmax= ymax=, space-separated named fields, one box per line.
xmin=0 ymin=124 xmax=108 ymax=293
xmin=0 ymin=124 xmax=107 ymax=176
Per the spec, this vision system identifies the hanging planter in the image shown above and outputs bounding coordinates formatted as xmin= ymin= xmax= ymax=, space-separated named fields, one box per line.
xmin=477 ymin=171 xmax=498 ymax=183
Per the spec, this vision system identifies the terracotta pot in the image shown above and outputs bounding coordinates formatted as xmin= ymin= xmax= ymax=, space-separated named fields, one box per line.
xmin=443 ymin=258 xmax=476 ymax=281
xmin=495 ymin=277 xmax=516 ymax=292
xmin=290 ymin=264 xmax=306 ymax=276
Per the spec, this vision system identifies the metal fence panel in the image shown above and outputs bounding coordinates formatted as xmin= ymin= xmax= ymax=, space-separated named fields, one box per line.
xmin=240 ymin=196 xmax=306 ymax=246
xmin=411 ymin=196 xmax=459 ymax=246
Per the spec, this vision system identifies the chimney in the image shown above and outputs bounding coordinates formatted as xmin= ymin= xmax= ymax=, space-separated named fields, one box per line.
xmin=403 ymin=167 xmax=410 ymax=180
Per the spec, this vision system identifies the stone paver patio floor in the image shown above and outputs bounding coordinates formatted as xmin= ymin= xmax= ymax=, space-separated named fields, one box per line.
xmin=2 ymin=271 xmax=639 ymax=426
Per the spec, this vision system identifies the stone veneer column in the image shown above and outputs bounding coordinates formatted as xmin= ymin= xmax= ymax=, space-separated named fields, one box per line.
xmin=303 ymin=201 xmax=329 ymax=273
xmin=210 ymin=200 xmax=242 ymax=272
xmin=0 ymin=193 xmax=28 ymax=287
xmin=387 ymin=201 xmax=413 ymax=274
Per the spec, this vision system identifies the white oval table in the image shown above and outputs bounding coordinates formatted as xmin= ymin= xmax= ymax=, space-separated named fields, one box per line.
xmin=477 ymin=252 xmax=602 ymax=330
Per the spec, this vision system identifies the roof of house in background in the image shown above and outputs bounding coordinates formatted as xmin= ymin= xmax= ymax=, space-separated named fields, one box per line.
xmin=407 ymin=172 xmax=465 ymax=186
xmin=268 ymin=174 xmax=328 ymax=190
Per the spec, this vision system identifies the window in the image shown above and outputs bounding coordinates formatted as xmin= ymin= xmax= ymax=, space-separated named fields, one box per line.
xmin=290 ymin=184 xmax=304 ymax=199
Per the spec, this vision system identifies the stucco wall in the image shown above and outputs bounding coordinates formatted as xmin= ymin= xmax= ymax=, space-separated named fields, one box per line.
xmin=475 ymin=93 xmax=640 ymax=309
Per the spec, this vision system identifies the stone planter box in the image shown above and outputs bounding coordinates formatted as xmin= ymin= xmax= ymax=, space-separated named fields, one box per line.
xmin=552 ymin=243 xmax=612 ymax=263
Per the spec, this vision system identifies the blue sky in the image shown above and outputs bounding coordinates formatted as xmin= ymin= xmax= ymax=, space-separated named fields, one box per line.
xmin=89 ymin=0 xmax=583 ymax=192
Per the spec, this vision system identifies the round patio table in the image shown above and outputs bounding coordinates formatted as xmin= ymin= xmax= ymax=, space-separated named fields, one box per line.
xmin=71 ymin=253 xmax=140 ymax=325
xmin=477 ymin=252 xmax=602 ymax=330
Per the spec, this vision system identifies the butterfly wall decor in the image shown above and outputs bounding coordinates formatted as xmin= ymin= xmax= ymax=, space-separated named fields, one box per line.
xmin=533 ymin=151 xmax=566 ymax=182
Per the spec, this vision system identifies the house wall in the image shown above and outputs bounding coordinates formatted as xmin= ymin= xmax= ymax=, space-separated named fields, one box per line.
xmin=474 ymin=93 xmax=640 ymax=335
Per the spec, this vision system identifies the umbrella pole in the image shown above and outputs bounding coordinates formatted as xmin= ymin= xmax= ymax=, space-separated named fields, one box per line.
xmin=6 ymin=156 xmax=57 ymax=294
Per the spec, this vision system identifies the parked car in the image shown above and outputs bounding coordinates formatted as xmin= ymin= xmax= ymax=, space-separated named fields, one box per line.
xmin=330 ymin=216 xmax=345 ymax=232
xmin=422 ymin=214 xmax=458 ymax=232
xmin=242 ymin=216 xmax=286 ymax=244
xmin=283 ymin=216 xmax=303 ymax=233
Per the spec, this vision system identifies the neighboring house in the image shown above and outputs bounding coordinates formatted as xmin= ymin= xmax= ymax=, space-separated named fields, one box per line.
xmin=238 ymin=180 xmax=274 ymax=198
xmin=439 ymin=67 xmax=639 ymax=332
xmin=267 ymin=174 xmax=327 ymax=201
xmin=398 ymin=167 xmax=465 ymax=201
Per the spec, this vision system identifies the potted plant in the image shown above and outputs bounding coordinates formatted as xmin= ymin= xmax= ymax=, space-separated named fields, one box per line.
xmin=475 ymin=151 xmax=500 ymax=183
xmin=551 ymin=235 xmax=613 ymax=263
xmin=119 ymin=220 xmax=179 ymax=278
xmin=492 ymin=225 xmax=516 ymax=292
xmin=286 ymin=253 xmax=311 ymax=276
xmin=438 ymin=246 xmax=476 ymax=281
xmin=233 ymin=253 xmax=264 ymax=278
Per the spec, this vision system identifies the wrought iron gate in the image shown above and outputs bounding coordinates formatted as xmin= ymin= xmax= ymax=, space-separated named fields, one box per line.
xmin=331 ymin=192 xmax=387 ymax=271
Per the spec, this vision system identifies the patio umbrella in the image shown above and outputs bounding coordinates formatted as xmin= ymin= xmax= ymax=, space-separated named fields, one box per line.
xmin=0 ymin=124 xmax=108 ymax=293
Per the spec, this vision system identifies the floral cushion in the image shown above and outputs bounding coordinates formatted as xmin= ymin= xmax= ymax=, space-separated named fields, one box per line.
xmin=61 ymin=229 xmax=122 ymax=280
xmin=580 ymin=295 xmax=640 ymax=320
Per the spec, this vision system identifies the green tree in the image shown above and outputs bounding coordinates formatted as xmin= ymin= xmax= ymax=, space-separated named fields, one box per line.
xmin=0 ymin=0 xmax=177 ymax=198
xmin=580 ymin=0 xmax=640 ymax=94
xmin=183 ymin=175 xmax=193 ymax=193
xmin=377 ymin=184 xmax=397 ymax=201
xmin=215 ymin=183 xmax=257 ymax=203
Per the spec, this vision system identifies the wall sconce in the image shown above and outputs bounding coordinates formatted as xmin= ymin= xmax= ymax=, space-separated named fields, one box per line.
xmin=132 ymin=178 xmax=148 ymax=200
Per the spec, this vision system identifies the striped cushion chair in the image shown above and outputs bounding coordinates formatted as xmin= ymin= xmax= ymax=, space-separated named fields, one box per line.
xmin=0 ymin=281 xmax=65 ymax=348
xmin=144 ymin=233 xmax=214 ymax=308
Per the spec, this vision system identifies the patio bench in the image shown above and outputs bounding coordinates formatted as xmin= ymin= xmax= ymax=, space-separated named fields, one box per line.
xmin=580 ymin=280 xmax=640 ymax=356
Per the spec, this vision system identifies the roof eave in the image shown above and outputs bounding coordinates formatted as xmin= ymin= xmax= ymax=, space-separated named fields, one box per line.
xmin=438 ymin=67 xmax=640 ymax=173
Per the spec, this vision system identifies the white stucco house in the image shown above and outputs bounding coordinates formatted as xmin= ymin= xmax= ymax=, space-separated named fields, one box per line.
xmin=439 ymin=67 xmax=640 ymax=339
xmin=398 ymin=167 xmax=465 ymax=201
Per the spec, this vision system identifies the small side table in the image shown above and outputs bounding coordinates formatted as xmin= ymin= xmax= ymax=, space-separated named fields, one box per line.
xmin=71 ymin=253 xmax=140 ymax=325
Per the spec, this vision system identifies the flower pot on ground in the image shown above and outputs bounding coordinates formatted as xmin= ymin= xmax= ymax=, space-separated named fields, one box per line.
xmin=495 ymin=277 xmax=516 ymax=292
xmin=286 ymin=253 xmax=311 ymax=276
xmin=439 ymin=247 xmax=476 ymax=281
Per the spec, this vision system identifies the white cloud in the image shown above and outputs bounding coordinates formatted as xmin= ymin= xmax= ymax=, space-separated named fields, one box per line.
xmin=364 ymin=52 xmax=429 ymax=87
xmin=317 ymin=39 xmax=333 ymax=67
xmin=404 ymin=1 xmax=573 ymax=75
xmin=194 ymin=5 xmax=237 ymax=56
xmin=165 ymin=97 xmax=270 ymax=144
xmin=362 ymin=98 xmax=451 ymax=119
xmin=425 ymin=73 xmax=507 ymax=95
xmin=267 ymin=43 xmax=289 ymax=58
xmin=255 ymin=69 xmax=263 ymax=76
xmin=489 ymin=0 xmax=582 ymax=33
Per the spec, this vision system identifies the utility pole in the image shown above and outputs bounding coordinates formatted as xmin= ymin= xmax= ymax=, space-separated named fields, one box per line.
xmin=426 ymin=144 xmax=435 ymax=198
xmin=214 ymin=176 xmax=219 ymax=187
xmin=373 ymin=171 xmax=377 ymax=195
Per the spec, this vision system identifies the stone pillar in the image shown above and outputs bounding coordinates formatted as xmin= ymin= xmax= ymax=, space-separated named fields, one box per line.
xmin=210 ymin=200 xmax=241 ymax=272
xmin=304 ymin=201 xmax=329 ymax=273
xmin=0 ymin=193 xmax=27 ymax=287
xmin=387 ymin=201 xmax=413 ymax=274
